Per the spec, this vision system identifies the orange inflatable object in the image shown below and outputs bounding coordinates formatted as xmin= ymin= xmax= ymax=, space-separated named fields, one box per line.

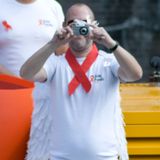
xmin=0 ymin=74 xmax=34 ymax=160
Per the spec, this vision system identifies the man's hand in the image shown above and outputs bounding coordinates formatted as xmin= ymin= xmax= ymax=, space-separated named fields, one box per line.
xmin=51 ymin=26 xmax=74 ymax=49
xmin=89 ymin=25 xmax=116 ymax=49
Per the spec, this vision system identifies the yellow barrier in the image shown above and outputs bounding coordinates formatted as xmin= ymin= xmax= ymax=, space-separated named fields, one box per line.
xmin=121 ymin=83 xmax=160 ymax=160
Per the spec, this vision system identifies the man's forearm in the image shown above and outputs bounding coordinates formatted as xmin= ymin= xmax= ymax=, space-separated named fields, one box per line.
xmin=113 ymin=45 xmax=143 ymax=81
xmin=102 ymin=34 xmax=142 ymax=82
xmin=94 ymin=27 xmax=143 ymax=82
xmin=20 ymin=41 xmax=56 ymax=80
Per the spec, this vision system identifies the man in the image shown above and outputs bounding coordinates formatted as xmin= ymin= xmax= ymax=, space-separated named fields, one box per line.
xmin=20 ymin=3 xmax=143 ymax=160
xmin=0 ymin=0 xmax=66 ymax=159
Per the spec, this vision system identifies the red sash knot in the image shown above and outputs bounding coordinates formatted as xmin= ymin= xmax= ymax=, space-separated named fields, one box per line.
xmin=65 ymin=44 xmax=98 ymax=95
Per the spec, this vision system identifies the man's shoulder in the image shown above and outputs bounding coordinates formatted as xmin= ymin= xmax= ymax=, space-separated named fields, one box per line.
xmin=97 ymin=50 xmax=118 ymax=67
xmin=98 ymin=50 xmax=115 ymax=59
xmin=52 ymin=54 xmax=66 ymax=64
xmin=44 ymin=0 xmax=63 ymax=9
xmin=0 ymin=0 xmax=10 ymax=9
xmin=43 ymin=0 xmax=64 ymax=22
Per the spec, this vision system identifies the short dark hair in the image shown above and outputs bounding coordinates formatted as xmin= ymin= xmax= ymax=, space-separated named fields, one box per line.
xmin=65 ymin=3 xmax=95 ymax=24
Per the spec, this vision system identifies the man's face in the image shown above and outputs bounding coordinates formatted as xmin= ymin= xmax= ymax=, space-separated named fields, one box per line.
xmin=66 ymin=6 xmax=93 ymax=53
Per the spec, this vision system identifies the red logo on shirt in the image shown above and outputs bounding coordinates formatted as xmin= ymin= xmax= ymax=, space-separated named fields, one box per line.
xmin=90 ymin=74 xmax=104 ymax=82
xmin=2 ymin=21 xmax=12 ymax=31
xmin=38 ymin=19 xmax=53 ymax=27
xmin=90 ymin=75 xmax=95 ymax=82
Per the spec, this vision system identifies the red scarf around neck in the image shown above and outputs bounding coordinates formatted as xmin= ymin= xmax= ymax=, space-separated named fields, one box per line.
xmin=65 ymin=44 xmax=98 ymax=95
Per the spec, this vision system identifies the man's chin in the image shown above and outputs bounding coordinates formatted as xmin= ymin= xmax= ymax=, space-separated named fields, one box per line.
xmin=69 ymin=38 xmax=92 ymax=53
xmin=72 ymin=46 xmax=86 ymax=52
xmin=72 ymin=35 xmax=85 ymax=40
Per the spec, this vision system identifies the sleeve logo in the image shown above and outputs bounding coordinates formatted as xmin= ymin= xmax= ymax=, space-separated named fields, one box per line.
xmin=2 ymin=20 xmax=12 ymax=31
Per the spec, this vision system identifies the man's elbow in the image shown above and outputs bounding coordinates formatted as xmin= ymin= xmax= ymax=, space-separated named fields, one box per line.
xmin=129 ymin=68 xmax=143 ymax=82
xmin=20 ymin=66 xmax=32 ymax=80
xmin=119 ymin=67 xmax=143 ymax=82
xmin=134 ymin=68 xmax=143 ymax=81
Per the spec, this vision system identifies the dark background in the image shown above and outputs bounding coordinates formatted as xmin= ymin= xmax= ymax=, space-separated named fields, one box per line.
xmin=58 ymin=0 xmax=160 ymax=82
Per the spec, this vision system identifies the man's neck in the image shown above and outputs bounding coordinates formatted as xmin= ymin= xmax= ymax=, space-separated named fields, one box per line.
xmin=70 ymin=45 xmax=93 ymax=58
xmin=16 ymin=0 xmax=36 ymax=4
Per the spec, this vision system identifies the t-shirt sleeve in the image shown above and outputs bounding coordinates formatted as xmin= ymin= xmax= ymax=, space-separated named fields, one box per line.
xmin=109 ymin=54 xmax=120 ymax=78
xmin=43 ymin=54 xmax=57 ymax=82
xmin=100 ymin=50 xmax=120 ymax=78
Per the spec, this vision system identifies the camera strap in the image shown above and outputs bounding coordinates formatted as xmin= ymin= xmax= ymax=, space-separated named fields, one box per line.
xmin=65 ymin=44 xmax=98 ymax=95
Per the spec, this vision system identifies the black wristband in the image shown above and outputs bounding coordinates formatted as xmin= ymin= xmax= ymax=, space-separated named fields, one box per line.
xmin=108 ymin=41 xmax=119 ymax=53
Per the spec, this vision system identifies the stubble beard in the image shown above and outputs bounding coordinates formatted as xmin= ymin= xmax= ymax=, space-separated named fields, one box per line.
xmin=69 ymin=37 xmax=93 ymax=55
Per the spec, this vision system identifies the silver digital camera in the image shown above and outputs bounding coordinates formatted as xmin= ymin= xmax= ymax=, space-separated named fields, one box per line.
xmin=71 ymin=19 xmax=90 ymax=36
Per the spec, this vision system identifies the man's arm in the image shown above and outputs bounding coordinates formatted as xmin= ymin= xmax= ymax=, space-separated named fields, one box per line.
xmin=109 ymin=42 xmax=143 ymax=82
xmin=20 ymin=27 xmax=73 ymax=82
xmin=90 ymin=26 xmax=143 ymax=82
xmin=20 ymin=42 xmax=56 ymax=82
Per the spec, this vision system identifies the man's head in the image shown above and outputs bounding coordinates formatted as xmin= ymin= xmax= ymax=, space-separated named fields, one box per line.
xmin=65 ymin=3 xmax=95 ymax=25
xmin=65 ymin=3 xmax=95 ymax=55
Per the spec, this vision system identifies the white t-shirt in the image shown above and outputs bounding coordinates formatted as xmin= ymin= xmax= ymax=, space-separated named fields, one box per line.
xmin=44 ymin=50 xmax=126 ymax=160
xmin=0 ymin=0 xmax=64 ymax=99
xmin=0 ymin=0 xmax=64 ymax=75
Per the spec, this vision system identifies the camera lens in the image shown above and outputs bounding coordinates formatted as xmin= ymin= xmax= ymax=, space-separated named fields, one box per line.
xmin=79 ymin=27 xmax=89 ymax=36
